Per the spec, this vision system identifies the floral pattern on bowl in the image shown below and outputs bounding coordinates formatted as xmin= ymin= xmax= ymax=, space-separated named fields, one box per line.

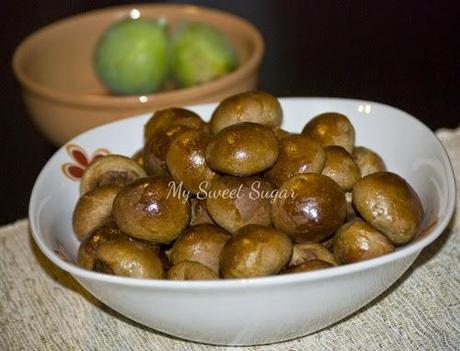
xmin=61 ymin=144 xmax=110 ymax=180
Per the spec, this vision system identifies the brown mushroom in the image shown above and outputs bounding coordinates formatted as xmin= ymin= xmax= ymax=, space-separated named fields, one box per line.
xmin=80 ymin=155 xmax=146 ymax=194
xmin=167 ymin=260 xmax=219 ymax=280
xmin=272 ymin=127 xmax=291 ymax=141
xmin=143 ymin=108 xmax=205 ymax=175
xmin=112 ymin=176 xmax=190 ymax=243
xmin=302 ymin=112 xmax=355 ymax=153
xmin=93 ymin=238 xmax=164 ymax=279
xmin=205 ymin=122 xmax=279 ymax=177
xmin=169 ymin=224 xmax=230 ymax=273
xmin=289 ymin=242 xmax=337 ymax=266
xmin=352 ymin=172 xmax=424 ymax=245
xmin=333 ymin=218 xmax=395 ymax=264
xmin=166 ymin=129 xmax=217 ymax=194
xmin=221 ymin=225 xmax=293 ymax=279
xmin=131 ymin=149 xmax=144 ymax=167
xmin=284 ymin=260 xmax=334 ymax=274
xmin=265 ymin=134 xmax=325 ymax=188
xmin=345 ymin=192 xmax=357 ymax=221
xmin=143 ymin=125 xmax=193 ymax=176
xmin=271 ymin=174 xmax=347 ymax=243
xmin=321 ymin=146 xmax=361 ymax=191
xmin=144 ymin=107 xmax=204 ymax=142
xmin=77 ymin=222 xmax=124 ymax=270
xmin=352 ymin=146 xmax=386 ymax=177
xmin=321 ymin=237 xmax=334 ymax=251
xmin=73 ymin=185 xmax=121 ymax=241
xmin=206 ymin=176 xmax=273 ymax=234
xmin=190 ymin=198 xmax=215 ymax=226
xmin=210 ymin=91 xmax=282 ymax=134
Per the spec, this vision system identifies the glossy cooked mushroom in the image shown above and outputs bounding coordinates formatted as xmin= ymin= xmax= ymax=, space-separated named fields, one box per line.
xmin=143 ymin=108 xmax=205 ymax=175
xmin=352 ymin=146 xmax=386 ymax=177
xmin=220 ymin=225 xmax=293 ymax=279
xmin=289 ymin=242 xmax=337 ymax=266
xmin=169 ymin=224 xmax=230 ymax=273
xmin=272 ymin=127 xmax=291 ymax=141
xmin=206 ymin=176 xmax=273 ymax=234
xmin=167 ymin=260 xmax=219 ymax=280
xmin=143 ymin=124 xmax=195 ymax=176
xmin=352 ymin=172 xmax=424 ymax=245
xmin=265 ymin=134 xmax=325 ymax=188
xmin=166 ymin=129 xmax=217 ymax=194
xmin=205 ymin=122 xmax=279 ymax=177
xmin=73 ymin=185 xmax=121 ymax=241
xmin=93 ymin=238 xmax=164 ymax=279
xmin=345 ymin=192 xmax=357 ymax=221
xmin=144 ymin=107 xmax=204 ymax=143
xmin=210 ymin=91 xmax=282 ymax=134
xmin=112 ymin=176 xmax=190 ymax=243
xmin=302 ymin=112 xmax=355 ymax=153
xmin=321 ymin=237 xmax=334 ymax=251
xmin=284 ymin=260 xmax=334 ymax=274
xmin=321 ymin=146 xmax=361 ymax=191
xmin=271 ymin=174 xmax=347 ymax=243
xmin=131 ymin=149 xmax=144 ymax=167
xmin=333 ymin=218 xmax=395 ymax=264
xmin=190 ymin=198 xmax=215 ymax=226
xmin=77 ymin=222 xmax=124 ymax=270
xmin=80 ymin=154 xmax=146 ymax=194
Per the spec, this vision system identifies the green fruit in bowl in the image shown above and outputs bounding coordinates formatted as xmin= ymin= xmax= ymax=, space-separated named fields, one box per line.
xmin=171 ymin=22 xmax=238 ymax=88
xmin=95 ymin=18 xmax=168 ymax=95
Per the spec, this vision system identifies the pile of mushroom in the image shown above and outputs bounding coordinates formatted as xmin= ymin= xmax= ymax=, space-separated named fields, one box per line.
xmin=73 ymin=91 xmax=424 ymax=280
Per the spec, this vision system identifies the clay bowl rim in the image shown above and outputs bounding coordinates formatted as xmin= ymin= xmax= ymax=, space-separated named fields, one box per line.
xmin=12 ymin=3 xmax=264 ymax=108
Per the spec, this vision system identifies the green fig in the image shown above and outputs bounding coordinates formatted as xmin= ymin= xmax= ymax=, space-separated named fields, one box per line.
xmin=171 ymin=22 xmax=238 ymax=87
xmin=95 ymin=18 xmax=168 ymax=95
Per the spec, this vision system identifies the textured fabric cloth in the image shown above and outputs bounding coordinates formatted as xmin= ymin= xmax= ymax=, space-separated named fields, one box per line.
xmin=1 ymin=129 xmax=459 ymax=351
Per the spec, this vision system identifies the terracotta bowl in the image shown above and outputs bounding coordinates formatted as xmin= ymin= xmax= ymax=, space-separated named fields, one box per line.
xmin=13 ymin=4 xmax=264 ymax=145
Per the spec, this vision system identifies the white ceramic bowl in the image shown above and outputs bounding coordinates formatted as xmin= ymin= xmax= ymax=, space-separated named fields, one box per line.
xmin=29 ymin=98 xmax=456 ymax=346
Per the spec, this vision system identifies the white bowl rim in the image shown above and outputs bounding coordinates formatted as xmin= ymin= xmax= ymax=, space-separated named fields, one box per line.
xmin=28 ymin=97 xmax=457 ymax=290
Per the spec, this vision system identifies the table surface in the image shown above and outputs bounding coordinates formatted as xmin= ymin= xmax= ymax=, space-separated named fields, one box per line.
xmin=0 ymin=0 xmax=458 ymax=224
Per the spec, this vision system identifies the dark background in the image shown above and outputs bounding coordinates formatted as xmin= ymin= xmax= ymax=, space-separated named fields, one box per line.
xmin=0 ymin=1 xmax=458 ymax=224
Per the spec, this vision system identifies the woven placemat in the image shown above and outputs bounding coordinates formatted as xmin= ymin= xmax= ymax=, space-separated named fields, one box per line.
xmin=1 ymin=129 xmax=459 ymax=350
